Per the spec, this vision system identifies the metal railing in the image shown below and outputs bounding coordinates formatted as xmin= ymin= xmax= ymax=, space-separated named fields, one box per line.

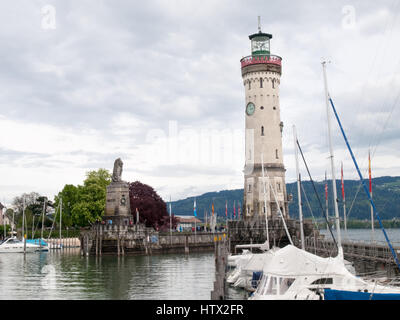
xmin=240 ymin=54 xmax=282 ymax=68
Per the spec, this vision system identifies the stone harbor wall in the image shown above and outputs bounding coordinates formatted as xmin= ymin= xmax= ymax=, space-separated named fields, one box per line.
xmin=80 ymin=223 xmax=222 ymax=256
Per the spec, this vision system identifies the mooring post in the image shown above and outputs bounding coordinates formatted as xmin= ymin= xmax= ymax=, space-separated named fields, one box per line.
xmin=185 ymin=235 xmax=189 ymax=254
xmin=85 ymin=235 xmax=89 ymax=256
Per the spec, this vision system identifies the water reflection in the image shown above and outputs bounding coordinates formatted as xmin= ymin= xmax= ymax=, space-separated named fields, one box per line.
xmin=0 ymin=250 xmax=215 ymax=300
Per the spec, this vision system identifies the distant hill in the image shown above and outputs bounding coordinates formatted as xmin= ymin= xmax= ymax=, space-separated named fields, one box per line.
xmin=168 ymin=176 xmax=400 ymax=221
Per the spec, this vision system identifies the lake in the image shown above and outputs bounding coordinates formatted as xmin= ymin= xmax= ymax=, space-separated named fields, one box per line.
xmin=1 ymin=228 xmax=399 ymax=300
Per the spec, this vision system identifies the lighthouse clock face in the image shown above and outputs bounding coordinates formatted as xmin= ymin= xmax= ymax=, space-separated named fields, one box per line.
xmin=246 ymin=102 xmax=255 ymax=116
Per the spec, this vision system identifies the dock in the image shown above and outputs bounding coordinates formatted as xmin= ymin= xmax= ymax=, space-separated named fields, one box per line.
xmin=79 ymin=222 xmax=224 ymax=256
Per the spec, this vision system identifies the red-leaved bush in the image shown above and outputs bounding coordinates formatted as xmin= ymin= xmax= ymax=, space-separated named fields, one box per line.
xmin=129 ymin=181 xmax=177 ymax=231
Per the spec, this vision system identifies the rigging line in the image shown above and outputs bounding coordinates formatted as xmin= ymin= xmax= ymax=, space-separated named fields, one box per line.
xmin=300 ymin=181 xmax=318 ymax=229
xmin=47 ymin=203 xmax=59 ymax=241
xmin=354 ymin=0 xmax=400 ymax=157
xmin=300 ymin=180 xmax=336 ymax=257
xmin=296 ymin=139 xmax=338 ymax=249
xmin=344 ymin=180 xmax=362 ymax=220
xmin=371 ymin=84 xmax=400 ymax=158
xmin=329 ymin=96 xmax=400 ymax=272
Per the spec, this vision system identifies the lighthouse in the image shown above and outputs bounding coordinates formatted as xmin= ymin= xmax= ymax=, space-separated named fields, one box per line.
xmin=241 ymin=23 xmax=289 ymax=220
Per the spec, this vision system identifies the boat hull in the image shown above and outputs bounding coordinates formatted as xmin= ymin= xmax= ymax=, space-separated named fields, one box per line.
xmin=324 ymin=288 xmax=400 ymax=300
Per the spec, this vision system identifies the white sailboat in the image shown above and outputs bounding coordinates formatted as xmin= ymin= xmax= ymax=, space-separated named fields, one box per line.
xmin=250 ymin=244 xmax=400 ymax=300
xmin=251 ymin=61 xmax=400 ymax=300
xmin=0 ymin=237 xmax=41 ymax=253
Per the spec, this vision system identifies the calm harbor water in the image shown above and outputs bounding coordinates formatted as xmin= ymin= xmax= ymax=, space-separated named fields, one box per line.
xmin=319 ymin=228 xmax=400 ymax=246
xmin=0 ymin=250 xmax=217 ymax=300
xmin=1 ymin=228 xmax=399 ymax=300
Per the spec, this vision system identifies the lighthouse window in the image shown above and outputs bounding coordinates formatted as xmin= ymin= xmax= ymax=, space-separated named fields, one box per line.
xmin=260 ymin=106 xmax=264 ymax=110
xmin=260 ymin=77 xmax=263 ymax=88
xmin=248 ymin=184 xmax=252 ymax=193
xmin=248 ymin=81 xmax=251 ymax=90
xmin=275 ymin=149 xmax=279 ymax=159
xmin=261 ymin=126 xmax=264 ymax=136
xmin=272 ymin=79 xmax=275 ymax=89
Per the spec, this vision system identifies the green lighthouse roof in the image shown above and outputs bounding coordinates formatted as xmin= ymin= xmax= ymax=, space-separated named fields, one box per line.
xmin=249 ymin=32 xmax=272 ymax=40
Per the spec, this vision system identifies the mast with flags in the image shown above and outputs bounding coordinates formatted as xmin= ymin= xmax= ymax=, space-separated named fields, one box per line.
xmin=169 ymin=197 xmax=172 ymax=244
xmin=225 ymin=200 xmax=228 ymax=230
xmin=193 ymin=198 xmax=197 ymax=236
xmin=211 ymin=202 xmax=215 ymax=232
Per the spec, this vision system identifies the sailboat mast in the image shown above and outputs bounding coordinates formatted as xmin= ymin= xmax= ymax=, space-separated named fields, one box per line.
xmin=59 ymin=197 xmax=62 ymax=248
xmin=3 ymin=205 xmax=5 ymax=239
xmin=369 ymin=150 xmax=375 ymax=242
xmin=293 ymin=125 xmax=305 ymax=250
xmin=322 ymin=61 xmax=342 ymax=254
xmin=22 ymin=196 xmax=26 ymax=254
xmin=40 ymin=198 xmax=45 ymax=249
xmin=264 ymin=163 xmax=293 ymax=245
xmin=169 ymin=196 xmax=172 ymax=244
xmin=261 ymin=153 xmax=270 ymax=250
xmin=341 ymin=162 xmax=348 ymax=237
xmin=325 ymin=171 xmax=329 ymax=232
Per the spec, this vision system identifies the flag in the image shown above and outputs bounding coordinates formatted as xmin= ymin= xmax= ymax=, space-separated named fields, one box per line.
xmin=233 ymin=200 xmax=236 ymax=219
xmin=368 ymin=150 xmax=372 ymax=194
xmin=193 ymin=198 xmax=197 ymax=217
xmin=212 ymin=203 xmax=214 ymax=216
xmin=324 ymin=171 xmax=328 ymax=201
xmin=225 ymin=200 xmax=227 ymax=217
xmin=341 ymin=162 xmax=345 ymax=201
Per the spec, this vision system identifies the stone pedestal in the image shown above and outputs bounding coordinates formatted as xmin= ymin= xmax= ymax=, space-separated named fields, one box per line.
xmin=103 ymin=181 xmax=132 ymax=226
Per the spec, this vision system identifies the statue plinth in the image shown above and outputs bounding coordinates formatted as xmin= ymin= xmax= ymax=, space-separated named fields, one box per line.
xmin=105 ymin=181 xmax=131 ymax=217
xmin=103 ymin=158 xmax=132 ymax=226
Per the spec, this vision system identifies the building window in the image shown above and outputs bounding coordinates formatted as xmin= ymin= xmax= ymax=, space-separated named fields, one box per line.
xmin=261 ymin=126 xmax=264 ymax=136
xmin=276 ymin=149 xmax=279 ymax=159
xmin=248 ymin=184 xmax=252 ymax=193
xmin=260 ymin=106 xmax=264 ymax=110
xmin=248 ymin=81 xmax=251 ymax=90
xmin=260 ymin=77 xmax=263 ymax=88
xmin=272 ymin=79 xmax=275 ymax=89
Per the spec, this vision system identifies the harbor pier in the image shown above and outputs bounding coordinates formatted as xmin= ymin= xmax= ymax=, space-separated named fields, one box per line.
xmin=80 ymin=222 xmax=223 ymax=256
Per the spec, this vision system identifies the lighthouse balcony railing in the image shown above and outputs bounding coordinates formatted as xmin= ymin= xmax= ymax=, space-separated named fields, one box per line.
xmin=240 ymin=54 xmax=282 ymax=68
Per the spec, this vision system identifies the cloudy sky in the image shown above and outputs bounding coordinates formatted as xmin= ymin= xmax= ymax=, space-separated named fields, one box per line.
xmin=1 ymin=0 xmax=400 ymax=205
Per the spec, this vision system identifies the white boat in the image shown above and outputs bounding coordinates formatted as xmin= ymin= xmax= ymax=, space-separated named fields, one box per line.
xmin=232 ymin=248 xmax=279 ymax=291
xmin=227 ymin=249 xmax=252 ymax=268
xmin=227 ymin=251 xmax=253 ymax=284
xmin=250 ymin=244 xmax=400 ymax=300
xmin=0 ymin=237 xmax=41 ymax=253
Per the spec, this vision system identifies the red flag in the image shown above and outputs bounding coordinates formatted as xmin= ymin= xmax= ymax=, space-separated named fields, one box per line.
xmin=368 ymin=150 xmax=372 ymax=194
xmin=225 ymin=200 xmax=227 ymax=217
xmin=324 ymin=171 xmax=328 ymax=201
xmin=212 ymin=203 xmax=214 ymax=216
xmin=233 ymin=200 xmax=236 ymax=218
xmin=341 ymin=162 xmax=345 ymax=200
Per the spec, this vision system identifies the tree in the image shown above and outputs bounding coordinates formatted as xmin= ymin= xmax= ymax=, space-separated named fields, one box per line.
xmin=54 ymin=184 xmax=79 ymax=228
xmin=129 ymin=181 xmax=169 ymax=229
xmin=67 ymin=168 xmax=111 ymax=227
